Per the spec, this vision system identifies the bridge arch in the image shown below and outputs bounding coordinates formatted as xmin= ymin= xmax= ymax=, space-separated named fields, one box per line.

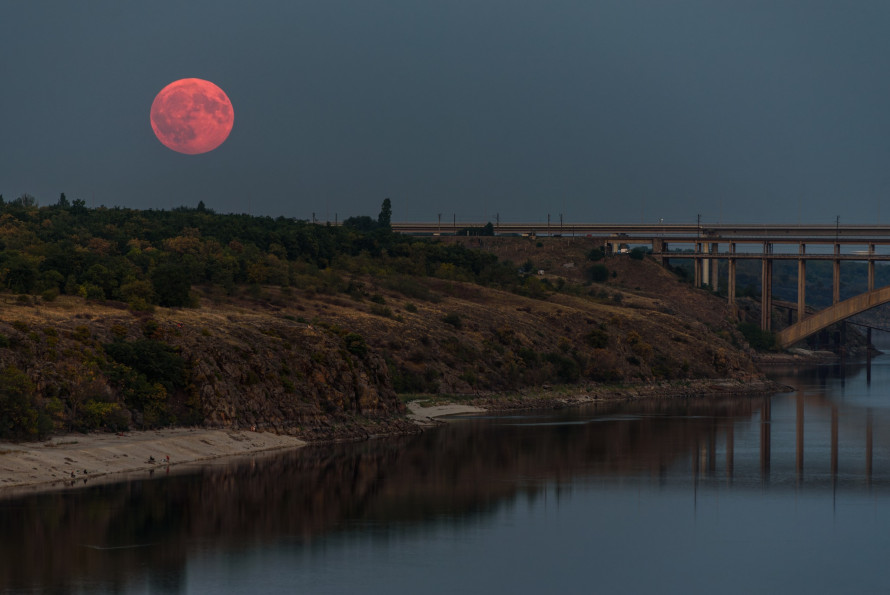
xmin=776 ymin=286 xmax=890 ymax=348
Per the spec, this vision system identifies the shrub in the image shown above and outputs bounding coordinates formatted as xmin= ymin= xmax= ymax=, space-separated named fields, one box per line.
xmin=587 ymin=247 xmax=605 ymax=261
xmin=344 ymin=332 xmax=368 ymax=357
xmin=737 ymin=322 xmax=776 ymax=351
xmin=442 ymin=312 xmax=462 ymax=329
xmin=543 ymin=352 xmax=581 ymax=383
xmin=584 ymin=329 xmax=609 ymax=349
xmin=588 ymin=264 xmax=609 ymax=283
xmin=0 ymin=366 xmax=52 ymax=440
xmin=404 ymin=302 xmax=418 ymax=313
xmin=151 ymin=263 xmax=192 ymax=307
xmin=629 ymin=247 xmax=648 ymax=260
xmin=370 ymin=304 xmax=393 ymax=318
xmin=103 ymin=339 xmax=187 ymax=392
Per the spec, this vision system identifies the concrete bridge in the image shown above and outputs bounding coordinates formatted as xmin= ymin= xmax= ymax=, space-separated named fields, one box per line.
xmin=392 ymin=222 xmax=890 ymax=348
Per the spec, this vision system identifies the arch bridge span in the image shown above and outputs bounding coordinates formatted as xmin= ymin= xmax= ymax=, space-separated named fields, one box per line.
xmin=774 ymin=287 xmax=890 ymax=348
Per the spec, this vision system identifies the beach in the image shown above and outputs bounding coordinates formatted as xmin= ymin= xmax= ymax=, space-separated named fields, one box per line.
xmin=0 ymin=403 xmax=489 ymax=496
xmin=0 ymin=427 xmax=307 ymax=496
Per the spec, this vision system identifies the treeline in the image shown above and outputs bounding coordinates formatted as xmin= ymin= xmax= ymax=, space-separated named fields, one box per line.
xmin=0 ymin=194 xmax=530 ymax=307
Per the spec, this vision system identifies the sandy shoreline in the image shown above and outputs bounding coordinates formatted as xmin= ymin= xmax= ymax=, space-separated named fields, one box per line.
xmin=0 ymin=379 xmax=786 ymax=497
xmin=0 ymin=404 xmax=479 ymax=497
xmin=0 ymin=428 xmax=307 ymax=497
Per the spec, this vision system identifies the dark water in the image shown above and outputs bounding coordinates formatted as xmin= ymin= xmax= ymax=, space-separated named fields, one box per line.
xmin=4 ymin=360 xmax=890 ymax=594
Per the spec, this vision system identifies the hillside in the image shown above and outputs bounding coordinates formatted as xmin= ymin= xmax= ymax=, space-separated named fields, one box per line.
xmin=0 ymin=200 xmax=768 ymax=441
xmin=0 ymin=240 xmax=763 ymax=442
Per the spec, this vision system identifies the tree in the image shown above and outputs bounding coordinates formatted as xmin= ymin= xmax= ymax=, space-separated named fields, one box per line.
xmin=70 ymin=198 xmax=87 ymax=215
xmin=0 ymin=366 xmax=50 ymax=440
xmin=378 ymin=198 xmax=392 ymax=229
xmin=12 ymin=194 xmax=37 ymax=208
xmin=151 ymin=263 xmax=192 ymax=307
xmin=58 ymin=193 xmax=70 ymax=208
xmin=343 ymin=216 xmax=378 ymax=233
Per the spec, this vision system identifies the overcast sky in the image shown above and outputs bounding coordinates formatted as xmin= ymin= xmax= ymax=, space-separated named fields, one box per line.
xmin=3 ymin=1 xmax=890 ymax=224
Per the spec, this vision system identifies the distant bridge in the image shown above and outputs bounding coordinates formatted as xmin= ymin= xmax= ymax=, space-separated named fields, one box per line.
xmin=392 ymin=221 xmax=890 ymax=348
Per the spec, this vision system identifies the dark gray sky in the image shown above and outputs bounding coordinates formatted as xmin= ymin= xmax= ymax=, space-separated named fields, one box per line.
xmin=3 ymin=1 xmax=890 ymax=224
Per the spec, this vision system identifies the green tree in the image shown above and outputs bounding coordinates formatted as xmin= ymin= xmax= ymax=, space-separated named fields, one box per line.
xmin=0 ymin=366 xmax=50 ymax=440
xmin=151 ymin=263 xmax=192 ymax=307
xmin=12 ymin=193 xmax=37 ymax=208
xmin=378 ymin=198 xmax=392 ymax=229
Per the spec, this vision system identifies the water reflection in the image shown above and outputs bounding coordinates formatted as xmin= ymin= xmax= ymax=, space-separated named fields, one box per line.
xmin=3 ymin=360 xmax=890 ymax=592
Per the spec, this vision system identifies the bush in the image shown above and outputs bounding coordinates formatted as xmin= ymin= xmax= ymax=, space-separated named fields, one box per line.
xmin=151 ymin=263 xmax=192 ymax=307
xmin=370 ymin=304 xmax=393 ymax=318
xmin=0 ymin=366 xmax=52 ymax=440
xmin=103 ymin=339 xmax=187 ymax=392
xmin=442 ymin=312 xmax=462 ymax=329
xmin=344 ymin=332 xmax=367 ymax=357
xmin=587 ymin=247 xmax=605 ymax=261
xmin=584 ymin=329 xmax=609 ymax=349
xmin=543 ymin=352 xmax=581 ymax=383
xmin=629 ymin=247 xmax=648 ymax=260
xmin=737 ymin=322 xmax=776 ymax=351
xmin=588 ymin=264 xmax=609 ymax=283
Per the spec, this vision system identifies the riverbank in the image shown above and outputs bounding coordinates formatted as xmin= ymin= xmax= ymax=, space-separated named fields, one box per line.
xmin=0 ymin=378 xmax=789 ymax=497
xmin=0 ymin=428 xmax=307 ymax=497
xmin=407 ymin=377 xmax=790 ymax=415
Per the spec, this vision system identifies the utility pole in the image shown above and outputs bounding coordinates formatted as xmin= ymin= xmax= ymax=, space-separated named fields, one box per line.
xmin=438 ymin=213 xmax=442 ymax=235
xmin=547 ymin=213 xmax=551 ymax=236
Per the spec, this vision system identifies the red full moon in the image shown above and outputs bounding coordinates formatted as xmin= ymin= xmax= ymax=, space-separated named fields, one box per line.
xmin=150 ymin=78 xmax=234 ymax=154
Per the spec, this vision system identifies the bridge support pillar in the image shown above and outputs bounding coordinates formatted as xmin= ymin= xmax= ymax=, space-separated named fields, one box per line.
xmin=761 ymin=256 xmax=772 ymax=331
xmin=709 ymin=243 xmax=718 ymax=292
xmin=868 ymin=244 xmax=875 ymax=291
xmin=693 ymin=242 xmax=702 ymax=287
xmin=728 ymin=258 xmax=736 ymax=307
xmin=833 ymin=244 xmax=841 ymax=304
xmin=653 ymin=238 xmax=665 ymax=265
xmin=797 ymin=258 xmax=806 ymax=323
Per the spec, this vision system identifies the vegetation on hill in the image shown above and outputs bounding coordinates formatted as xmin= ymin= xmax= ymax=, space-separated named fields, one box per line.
xmin=0 ymin=194 xmax=763 ymax=441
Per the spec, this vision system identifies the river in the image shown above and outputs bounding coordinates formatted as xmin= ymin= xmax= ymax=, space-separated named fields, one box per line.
xmin=2 ymin=357 xmax=890 ymax=594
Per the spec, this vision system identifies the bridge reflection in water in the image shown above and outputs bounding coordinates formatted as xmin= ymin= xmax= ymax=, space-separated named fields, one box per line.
xmin=686 ymin=359 xmax=890 ymax=494
xmin=698 ymin=391 xmax=877 ymax=488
